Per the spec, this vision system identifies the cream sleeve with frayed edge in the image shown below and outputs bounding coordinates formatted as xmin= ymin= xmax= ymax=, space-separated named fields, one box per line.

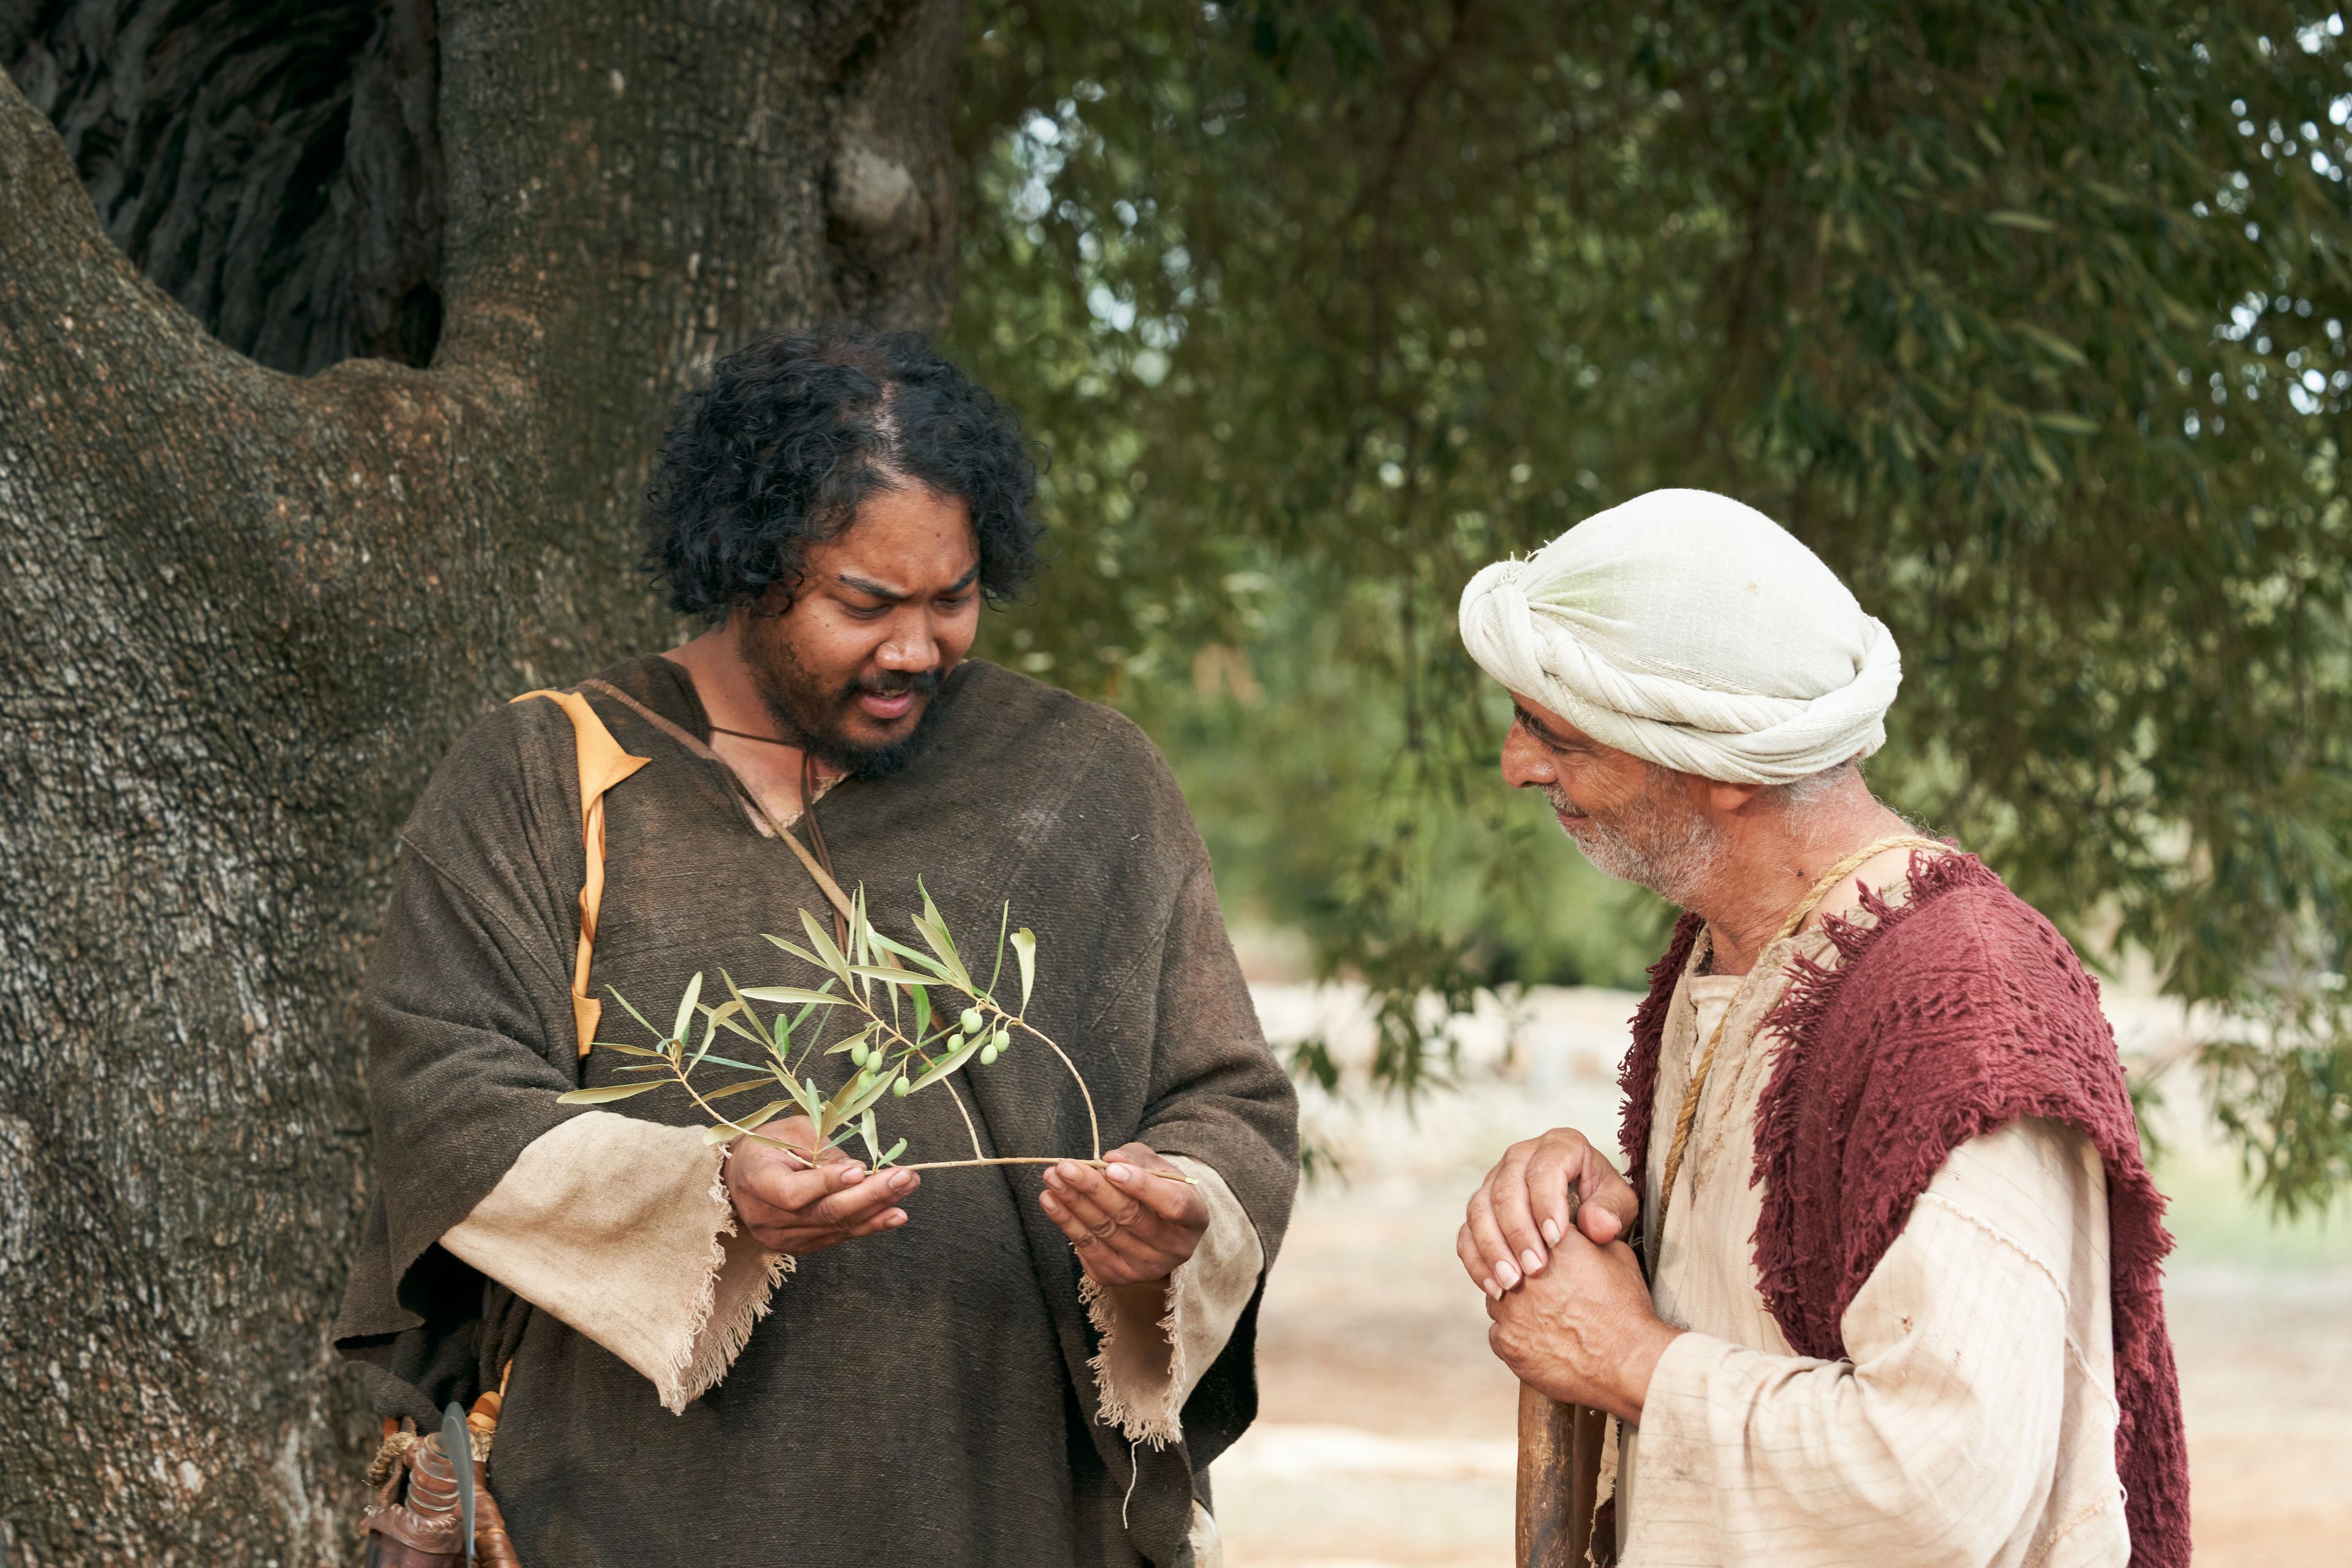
xmin=443 ymin=1129 xmax=1264 ymax=1441
xmin=441 ymin=1110 xmax=790 ymax=1415
xmin=1083 ymin=1155 xmax=1266 ymax=1449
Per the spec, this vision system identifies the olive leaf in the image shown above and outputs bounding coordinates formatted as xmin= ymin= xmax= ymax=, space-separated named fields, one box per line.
xmin=671 ymin=972 xmax=706 ymax=1047
xmin=847 ymin=963 xmax=928 ymax=987
xmin=742 ymin=984 xmax=848 ymax=1008
xmin=683 ymin=1053 xmax=767 ymax=1073
xmin=986 ymin=902 xmax=1011 ymax=1001
xmin=606 ymin=986 xmax=663 ymax=1042
xmin=866 ymin=928 xmax=954 ymax=982
xmin=557 ymin=1082 xmax=666 ymax=1104
xmin=1011 ymin=928 xmax=1037 ymax=1013
xmin=798 ymin=908 xmax=853 ymax=982
xmin=911 ymin=879 xmax=973 ymax=990
xmin=712 ymin=974 xmax=770 ymax=1043
xmin=824 ymin=1058 xmax=900 ymax=1132
xmin=701 ymin=1099 xmax=795 ymax=1144
xmin=698 ymin=1001 xmax=766 ymax=1047
xmin=686 ymin=1005 xmax=722 ymax=1073
xmin=761 ymin=932 xmax=835 ymax=975
xmin=700 ymin=1076 xmax=782 ymax=1102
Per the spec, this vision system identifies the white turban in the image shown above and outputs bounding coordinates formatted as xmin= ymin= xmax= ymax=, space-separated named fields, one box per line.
xmin=1457 ymin=489 xmax=1901 ymax=785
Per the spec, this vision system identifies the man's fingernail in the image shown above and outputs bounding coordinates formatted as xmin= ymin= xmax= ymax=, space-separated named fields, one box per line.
xmin=886 ymin=1210 xmax=906 ymax=1226
xmin=890 ymin=1170 xmax=915 ymax=1191
xmin=1106 ymin=1163 xmax=1136 ymax=1183
xmin=1541 ymin=1219 xmax=1562 ymax=1245
xmin=1040 ymin=1193 xmax=1060 ymax=1213
xmin=1494 ymin=1260 xmax=1520 ymax=1289
xmin=838 ymin=1167 xmax=865 ymax=1185
xmin=1521 ymin=1248 xmax=1544 ymax=1274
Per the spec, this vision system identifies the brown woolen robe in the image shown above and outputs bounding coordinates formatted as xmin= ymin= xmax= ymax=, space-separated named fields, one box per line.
xmin=333 ymin=654 xmax=1300 ymax=1567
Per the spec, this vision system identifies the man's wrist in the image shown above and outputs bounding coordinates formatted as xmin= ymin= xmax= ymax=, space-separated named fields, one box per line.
xmin=1610 ymin=1319 xmax=1685 ymax=1426
xmin=1107 ymin=1276 xmax=1175 ymax=1315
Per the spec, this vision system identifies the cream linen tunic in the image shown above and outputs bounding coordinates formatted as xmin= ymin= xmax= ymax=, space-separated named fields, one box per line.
xmin=1616 ymin=888 xmax=2132 ymax=1567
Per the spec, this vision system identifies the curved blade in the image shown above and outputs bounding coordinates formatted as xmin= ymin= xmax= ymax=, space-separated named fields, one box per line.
xmin=441 ymin=1400 xmax=476 ymax=1564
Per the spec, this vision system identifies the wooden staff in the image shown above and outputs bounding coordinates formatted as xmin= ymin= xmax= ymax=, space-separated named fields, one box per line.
xmin=1515 ymin=1386 xmax=1608 ymax=1568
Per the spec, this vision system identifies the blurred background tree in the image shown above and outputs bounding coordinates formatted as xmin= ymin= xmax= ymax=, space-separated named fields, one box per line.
xmin=952 ymin=0 xmax=2352 ymax=1213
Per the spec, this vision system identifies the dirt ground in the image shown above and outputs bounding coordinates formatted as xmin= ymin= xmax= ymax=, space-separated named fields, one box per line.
xmin=1208 ymin=984 xmax=2352 ymax=1568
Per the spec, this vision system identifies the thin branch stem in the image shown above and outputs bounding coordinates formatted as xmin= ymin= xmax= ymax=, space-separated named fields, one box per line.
xmin=665 ymin=1055 xmax=821 ymax=1163
xmin=940 ymin=1076 xmax=989 ymax=1163
xmin=1001 ymin=1012 xmax=1099 ymax=1161
xmin=896 ymin=1156 xmax=1191 ymax=1183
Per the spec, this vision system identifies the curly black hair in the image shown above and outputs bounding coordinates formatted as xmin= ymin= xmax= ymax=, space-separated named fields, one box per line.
xmin=644 ymin=325 xmax=1044 ymax=619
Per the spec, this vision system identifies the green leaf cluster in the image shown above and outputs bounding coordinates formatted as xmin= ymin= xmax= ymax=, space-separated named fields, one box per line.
xmin=561 ymin=884 xmax=1079 ymax=1167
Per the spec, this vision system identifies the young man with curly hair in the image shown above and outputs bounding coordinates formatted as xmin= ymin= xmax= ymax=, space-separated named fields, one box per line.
xmin=335 ymin=326 xmax=1297 ymax=1568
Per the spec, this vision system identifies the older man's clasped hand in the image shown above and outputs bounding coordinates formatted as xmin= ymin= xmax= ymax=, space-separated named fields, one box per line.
xmin=1458 ymin=1126 xmax=1683 ymax=1425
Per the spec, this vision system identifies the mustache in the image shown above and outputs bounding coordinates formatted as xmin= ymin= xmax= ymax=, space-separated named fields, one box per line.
xmin=840 ymin=668 xmax=943 ymax=704
xmin=1544 ymin=783 xmax=1586 ymax=819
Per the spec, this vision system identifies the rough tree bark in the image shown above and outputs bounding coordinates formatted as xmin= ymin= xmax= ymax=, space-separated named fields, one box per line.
xmin=0 ymin=1 xmax=962 ymax=1560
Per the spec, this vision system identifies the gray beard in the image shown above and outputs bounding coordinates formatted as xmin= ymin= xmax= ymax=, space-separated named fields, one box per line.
xmin=1548 ymin=771 xmax=1723 ymax=908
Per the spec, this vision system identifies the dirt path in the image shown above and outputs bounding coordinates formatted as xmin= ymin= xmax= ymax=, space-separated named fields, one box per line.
xmin=1212 ymin=984 xmax=2352 ymax=1567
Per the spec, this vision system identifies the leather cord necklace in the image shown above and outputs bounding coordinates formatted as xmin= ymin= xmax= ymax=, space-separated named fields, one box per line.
xmin=576 ymin=678 xmax=859 ymax=963
xmin=1651 ymin=834 xmax=1947 ymax=1247
xmin=701 ymin=721 xmax=849 ymax=951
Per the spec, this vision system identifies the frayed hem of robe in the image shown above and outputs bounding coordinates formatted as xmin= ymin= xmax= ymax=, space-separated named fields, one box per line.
xmin=657 ymin=1147 xmax=796 ymax=1414
xmin=1079 ymin=1154 xmax=1262 ymax=1448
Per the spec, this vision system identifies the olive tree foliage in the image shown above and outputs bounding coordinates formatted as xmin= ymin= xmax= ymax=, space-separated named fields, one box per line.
xmin=953 ymin=1 xmax=2352 ymax=1210
xmin=0 ymin=0 xmax=960 ymax=1560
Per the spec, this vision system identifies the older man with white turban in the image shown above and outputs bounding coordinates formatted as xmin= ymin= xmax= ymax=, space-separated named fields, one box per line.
xmin=1453 ymin=490 xmax=2188 ymax=1568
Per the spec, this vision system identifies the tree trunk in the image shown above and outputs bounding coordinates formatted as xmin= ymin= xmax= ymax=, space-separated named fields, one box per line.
xmin=0 ymin=1 xmax=962 ymax=1560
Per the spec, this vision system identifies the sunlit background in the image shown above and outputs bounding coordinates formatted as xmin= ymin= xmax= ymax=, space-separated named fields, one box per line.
xmin=946 ymin=5 xmax=2352 ymax=1561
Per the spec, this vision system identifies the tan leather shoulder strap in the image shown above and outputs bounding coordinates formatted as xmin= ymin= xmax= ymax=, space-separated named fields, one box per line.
xmin=578 ymin=676 xmax=856 ymax=924
xmin=511 ymin=689 xmax=652 ymax=1058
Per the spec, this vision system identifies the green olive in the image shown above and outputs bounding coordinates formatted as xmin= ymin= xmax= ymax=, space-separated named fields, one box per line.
xmin=960 ymin=1008 xmax=984 ymax=1034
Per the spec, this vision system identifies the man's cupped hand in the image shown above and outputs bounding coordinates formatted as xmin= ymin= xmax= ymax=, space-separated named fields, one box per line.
xmin=726 ymin=1115 xmax=919 ymax=1254
xmin=1039 ymin=1144 xmax=1208 ymax=1288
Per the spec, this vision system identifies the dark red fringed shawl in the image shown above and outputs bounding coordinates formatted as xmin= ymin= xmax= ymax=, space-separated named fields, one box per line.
xmin=1616 ymin=851 xmax=2189 ymax=1568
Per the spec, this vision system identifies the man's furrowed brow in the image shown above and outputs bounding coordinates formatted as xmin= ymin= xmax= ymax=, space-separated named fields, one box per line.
xmin=835 ymin=564 xmax=980 ymax=601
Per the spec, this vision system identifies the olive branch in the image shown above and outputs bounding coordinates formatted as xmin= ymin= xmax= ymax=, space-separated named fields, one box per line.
xmin=558 ymin=881 xmax=1187 ymax=1183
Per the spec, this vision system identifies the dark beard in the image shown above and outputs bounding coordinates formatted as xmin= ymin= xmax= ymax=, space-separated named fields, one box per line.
xmin=739 ymin=621 xmax=946 ymax=780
